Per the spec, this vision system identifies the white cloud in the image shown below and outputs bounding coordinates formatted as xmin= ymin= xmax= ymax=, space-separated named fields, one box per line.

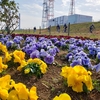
xmin=61 ymin=0 xmax=69 ymax=6
xmin=21 ymin=3 xmax=42 ymax=16
xmin=23 ymin=3 xmax=42 ymax=10
xmin=85 ymin=0 xmax=100 ymax=5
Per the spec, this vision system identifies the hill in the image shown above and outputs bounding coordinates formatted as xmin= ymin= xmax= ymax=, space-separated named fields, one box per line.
xmin=14 ymin=21 xmax=100 ymax=39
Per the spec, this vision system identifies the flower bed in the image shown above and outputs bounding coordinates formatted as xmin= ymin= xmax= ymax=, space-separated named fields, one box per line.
xmin=0 ymin=34 xmax=100 ymax=100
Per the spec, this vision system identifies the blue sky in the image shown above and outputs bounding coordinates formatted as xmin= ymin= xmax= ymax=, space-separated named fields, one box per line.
xmin=15 ymin=0 xmax=100 ymax=29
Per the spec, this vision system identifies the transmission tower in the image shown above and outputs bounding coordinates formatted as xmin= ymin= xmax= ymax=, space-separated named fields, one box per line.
xmin=42 ymin=0 xmax=54 ymax=28
xmin=69 ymin=0 xmax=75 ymax=15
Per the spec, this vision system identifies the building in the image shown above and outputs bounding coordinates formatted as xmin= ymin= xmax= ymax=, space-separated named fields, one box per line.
xmin=48 ymin=14 xmax=92 ymax=27
xmin=48 ymin=15 xmax=68 ymax=27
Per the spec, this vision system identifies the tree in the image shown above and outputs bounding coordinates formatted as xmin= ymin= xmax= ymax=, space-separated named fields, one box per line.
xmin=0 ymin=0 xmax=19 ymax=34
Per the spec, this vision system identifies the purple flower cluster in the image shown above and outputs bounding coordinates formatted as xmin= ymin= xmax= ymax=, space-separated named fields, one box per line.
xmin=22 ymin=37 xmax=59 ymax=64
xmin=0 ymin=34 xmax=21 ymax=50
xmin=1 ymin=34 xmax=100 ymax=72
xmin=65 ymin=38 xmax=100 ymax=72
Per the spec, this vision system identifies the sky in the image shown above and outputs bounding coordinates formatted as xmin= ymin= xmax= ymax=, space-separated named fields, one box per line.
xmin=14 ymin=0 xmax=100 ymax=29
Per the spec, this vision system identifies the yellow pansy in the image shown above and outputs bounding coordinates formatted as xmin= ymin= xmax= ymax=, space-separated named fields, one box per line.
xmin=0 ymin=88 xmax=9 ymax=100
xmin=0 ymin=75 xmax=11 ymax=90
xmin=29 ymin=86 xmax=38 ymax=100
xmin=60 ymin=66 xmax=73 ymax=78
xmin=53 ymin=93 xmax=71 ymax=100
xmin=0 ymin=57 xmax=8 ymax=73
xmin=67 ymin=72 xmax=77 ymax=86
xmin=17 ymin=60 xmax=27 ymax=71
xmin=73 ymin=65 xmax=88 ymax=76
xmin=24 ymin=68 xmax=31 ymax=74
xmin=39 ymin=60 xmax=47 ymax=74
xmin=27 ymin=58 xmax=34 ymax=63
xmin=82 ymin=75 xmax=94 ymax=91
xmin=10 ymin=79 xmax=15 ymax=88
xmin=30 ymin=58 xmax=41 ymax=64
xmin=73 ymin=65 xmax=94 ymax=91
xmin=88 ymin=71 xmax=92 ymax=75
xmin=28 ymin=58 xmax=47 ymax=74
xmin=72 ymin=81 xmax=83 ymax=92
xmin=14 ymin=83 xmax=29 ymax=100
xmin=3 ymin=52 xmax=12 ymax=63
xmin=0 ymin=42 xmax=8 ymax=53
xmin=60 ymin=65 xmax=94 ymax=92
xmin=8 ymin=90 xmax=18 ymax=100
xmin=67 ymin=72 xmax=84 ymax=92
xmin=13 ymin=50 xmax=25 ymax=63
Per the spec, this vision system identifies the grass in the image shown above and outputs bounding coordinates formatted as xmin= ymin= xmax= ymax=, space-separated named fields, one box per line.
xmin=8 ymin=21 xmax=100 ymax=39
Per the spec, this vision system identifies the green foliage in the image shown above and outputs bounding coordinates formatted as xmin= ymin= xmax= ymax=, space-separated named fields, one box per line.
xmin=0 ymin=70 xmax=7 ymax=77
xmin=96 ymin=57 xmax=100 ymax=64
xmin=84 ymin=47 xmax=89 ymax=54
xmin=23 ymin=62 xmax=43 ymax=78
xmin=93 ymin=79 xmax=100 ymax=92
xmin=62 ymin=78 xmax=68 ymax=87
xmin=83 ymin=83 xmax=89 ymax=93
xmin=0 ymin=50 xmax=4 ymax=56
xmin=0 ymin=0 xmax=19 ymax=34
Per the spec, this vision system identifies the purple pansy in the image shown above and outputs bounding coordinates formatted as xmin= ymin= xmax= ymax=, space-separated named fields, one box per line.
xmin=93 ymin=63 xmax=100 ymax=73
xmin=40 ymin=49 xmax=48 ymax=57
xmin=47 ymin=48 xmax=57 ymax=56
xmin=65 ymin=53 xmax=73 ymax=61
xmin=70 ymin=59 xmax=82 ymax=67
xmin=97 ymin=52 xmax=100 ymax=60
xmin=30 ymin=50 xmax=40 ymax=59
xmin=50 ymin=38 xmax=58 ymax=43
xmin=44 ymin=54 xmax=54 ymax=64
xmin=6 ymin=40 xmax=14 ymax=48
xmin=82 ymin=56 xmax=91 ymax=68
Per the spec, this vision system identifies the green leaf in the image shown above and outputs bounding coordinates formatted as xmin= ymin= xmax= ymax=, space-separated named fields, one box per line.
xmin=93 ymin=80 xmax=100 ymax=92
xmin=30 ymin=68 xmax=35 ymax=73
xmin=83 ymin=83 xmax=88 ymax=93
xmin=23 ymin=62 xmax=43 ymax=78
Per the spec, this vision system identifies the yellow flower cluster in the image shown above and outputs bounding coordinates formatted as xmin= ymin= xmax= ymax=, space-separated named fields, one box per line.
xmin=0 ymin=42 xmax=13 ymax=65
xmin=53 ymin=93 xmax=71 ymax=100
xmin=12 ymin=50 xmax=27 ymax=71
xmin=27 ymin=58 xmax=47 ymax=74
xmin=0 ymin=43 xmax=47 ymax=76
xmin=0 ymin=47 xmax=47 ymax=75
xmin=0 ymin=75 xmax=38 ymax=100
xmin=0 ymin=57 xmax=8 ymax=73
xmin=3 ymin=52 xmax=12 ymax=63
xmin=12 ymin=50 xmax=47 ymax=75
xmin=0 ymin=42 xmax=11 ymax=73
xmin=13 ymin=50 xmax=25 ymax=64
xmin=0 ymin=42 xmax=8 ymax=53
xmin=60 ymin=65 xmax=94 ymax=92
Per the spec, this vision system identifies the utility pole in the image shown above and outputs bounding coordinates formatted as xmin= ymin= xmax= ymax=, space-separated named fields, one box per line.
xmin=19 ymin=13 xmax=21 ymax=30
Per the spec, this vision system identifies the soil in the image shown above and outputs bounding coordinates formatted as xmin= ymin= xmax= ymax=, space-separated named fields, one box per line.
xmin=5 ymin=50 xmax=100 ymax=100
